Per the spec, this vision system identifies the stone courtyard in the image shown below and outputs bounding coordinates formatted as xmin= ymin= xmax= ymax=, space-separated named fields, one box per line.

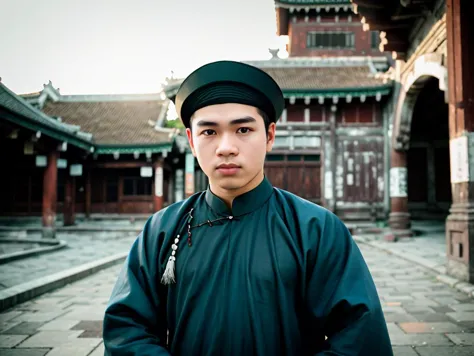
xmin=0 ymin=222 xmax=474 ymax=355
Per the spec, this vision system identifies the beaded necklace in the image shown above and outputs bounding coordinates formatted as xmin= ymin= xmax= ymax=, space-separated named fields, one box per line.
xmin=161 ymin=208 xmax=235 ymax=285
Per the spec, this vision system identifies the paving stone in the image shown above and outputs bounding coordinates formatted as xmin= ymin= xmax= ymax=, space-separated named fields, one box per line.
xmin=392 ymin=346 xmax=419 ymax=356
xmin=431 ymin=297 xmax=461 ymax=306
xmin=399 ymin=322 xmax=463 ymax=334
xmin=424 ymin=291 xmax=457 ymax=297
xmin=71 ymin=320 xmax=103 ymax=338
xmin=385 ymin=313 xmax=419 ymax=323
xmin=450 ymin=304 xmax=474 ymax=312
xmin=382 ymin=306 xmax=406 ymax=314
xmin=403 ymin=306 xmax=437 ymax=314
xmin=446 ymin=333 xmax=474 ymax=345
xmin=0 ymin=349 xmax=50 ymax=356
xmin=456 ymin=321 xmax=474 ymax=331
xmin=386 ymin=322 xmax=405 ymax=336
xmin=0 ymin=320 xmax=22 ymax=333
xmin=88 ymin=342 xmax=105 ymax=356
xmin=1 ymin=322 xmax=44 ymax=335
xmin=430 ymin=306 xmax=456 ymax=313
xmin=447 ymin=312 xmax=474 ymax=322
xmin=403 ymin=298 xmax=440 ymax=306
xmin=389 ymin=333 xmax=453 ymax=346
xmin=0 ymin=334 xmax=29 ymax=347
xmin=412 ymin=313 xmax=454 ymax=323
xmin=393 ymin=346 xmax=418 ymax=356
xmin=0 ymin=312 xmax=22 ymax=323
xmin=13 ymin=312 xmax=65 ymax=323
xmin=415 ymin=346 xmax=474 ymax=356
xmin=384 ymin=296 xmax=415 ymax=303
xmin=38 ymin=319 xmax=80 ymax=331
xmin=61 ymin=310 xmax=105 ymax=321
xmin=16 ymin=330 xmax=83 ymax=348
xmin=43 ymin=343 xmax=99 ymax=356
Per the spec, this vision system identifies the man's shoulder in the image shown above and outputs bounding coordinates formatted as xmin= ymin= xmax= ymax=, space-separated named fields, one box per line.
xmin=272 ymin=187 xmax=333 ymax=218
xmin=271 ymin=187 xmax=352 ymax=247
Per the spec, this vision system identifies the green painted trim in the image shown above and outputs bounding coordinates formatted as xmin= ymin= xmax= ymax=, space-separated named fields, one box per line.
xmin=282 ymin=86 xmax=392 ymax=98
xmin=95 ymin=143 xmax=173 ymax=154
xmin=1 ymin=109 xmax=94 ymax=151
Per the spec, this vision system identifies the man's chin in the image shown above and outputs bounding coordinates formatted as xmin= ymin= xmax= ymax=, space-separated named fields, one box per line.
xmin=212 ymin=176 xmax=246 ymax=191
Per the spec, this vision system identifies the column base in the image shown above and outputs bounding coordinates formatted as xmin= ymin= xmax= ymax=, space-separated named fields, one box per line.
xmin=63 ymin=214 xmax=75 ymax=227
xmin=42 ymin=227 xmax=56 ymax=239
xmin=385 ymin=212 xmax=413 ymax=241
xmin=445 ymin=202 xmax=474 ymax=283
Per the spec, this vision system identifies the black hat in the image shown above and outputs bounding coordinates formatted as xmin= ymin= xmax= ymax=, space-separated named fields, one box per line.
xmin=174 ymin=60 xmax=284 ymax=128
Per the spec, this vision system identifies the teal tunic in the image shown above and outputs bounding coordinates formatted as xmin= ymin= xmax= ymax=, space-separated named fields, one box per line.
xmin=103 ymin=177 xmax=393 ymax=355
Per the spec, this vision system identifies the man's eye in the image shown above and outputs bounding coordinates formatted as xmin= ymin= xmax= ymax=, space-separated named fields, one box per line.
xmin=201 ymin=129 xmax=216 ymax=136
xmin=237 ymin=127 xmax=251 ymax=134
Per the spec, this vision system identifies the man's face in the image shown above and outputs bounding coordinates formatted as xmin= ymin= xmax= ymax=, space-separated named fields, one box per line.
xmin=186 ymin=103 xmax=275 ymax=194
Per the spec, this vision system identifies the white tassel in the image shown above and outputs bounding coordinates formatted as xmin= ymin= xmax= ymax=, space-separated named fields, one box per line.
xmin=161 ymin=256 xmax=176 ymax=285
xmin=161 ymin=235 xmax=180 ymax=285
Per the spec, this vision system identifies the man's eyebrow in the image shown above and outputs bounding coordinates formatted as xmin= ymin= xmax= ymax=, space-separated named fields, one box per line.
xmin=229 ymin=116 xmax=257 ymax=125
xmin=195 ymin=120 xmax=218 ymax=127
xmin=195 ymin=116 xmax=257 ymax=127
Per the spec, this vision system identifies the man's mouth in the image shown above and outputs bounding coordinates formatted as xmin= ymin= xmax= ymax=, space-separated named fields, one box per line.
xmin=216 ymin=164 xmax=241 ymax=175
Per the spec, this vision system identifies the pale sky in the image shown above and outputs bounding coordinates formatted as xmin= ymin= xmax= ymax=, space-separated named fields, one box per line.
xmin=0 ymin=0 xmax=288 ymax=95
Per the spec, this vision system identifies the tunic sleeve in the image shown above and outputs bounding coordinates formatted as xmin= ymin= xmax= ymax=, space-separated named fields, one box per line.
xmin=305 ymin=212 xmax=393 ymax=355
xmin=103 ymin=214 xmax=171 ymax=355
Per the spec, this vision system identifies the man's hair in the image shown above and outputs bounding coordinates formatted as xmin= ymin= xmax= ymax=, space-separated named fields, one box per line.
xmin=257 ymin=109 xmax=271 ymax=135
xmin=188 ymin=108 xmax=272 ymax=136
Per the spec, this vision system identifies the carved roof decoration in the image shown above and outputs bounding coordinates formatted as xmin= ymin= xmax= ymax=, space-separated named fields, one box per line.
xmin=350 ymin=0 xmax=439 ymax=60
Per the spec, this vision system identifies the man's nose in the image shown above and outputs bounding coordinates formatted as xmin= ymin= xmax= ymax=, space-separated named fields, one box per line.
xmin=216 ymin=133 xmax=238 ymax=156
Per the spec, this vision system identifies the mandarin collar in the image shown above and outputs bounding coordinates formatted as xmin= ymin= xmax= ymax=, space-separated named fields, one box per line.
xmin=205 ymin=176 xmax=273 ymax=217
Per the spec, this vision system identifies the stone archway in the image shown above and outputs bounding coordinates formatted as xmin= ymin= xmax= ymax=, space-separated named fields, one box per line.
xmin=392 ymin=53 xmax=448 ymax=151
xmin=388 ymin=52 xmax=449 ymax=236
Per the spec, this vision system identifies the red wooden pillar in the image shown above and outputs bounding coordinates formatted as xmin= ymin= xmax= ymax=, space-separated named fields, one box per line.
xmin=42 ymin=151 xmax=58 ymax=238
xmin=445 ymin=0 xmax=474 ymax=282
xmin=63 ymin=175 xmax=75 ymax=226
xmin=154 ymin=159 xmax=164 ymax=212
xmin=387 ymin=149 xmax=412 ymax=240
xmin=85 ymin=168 xmax=91 ymax=218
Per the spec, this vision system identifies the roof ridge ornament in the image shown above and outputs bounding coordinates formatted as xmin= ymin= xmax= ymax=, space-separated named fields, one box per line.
xmin=269 ymin=48 xmax=280 ymax=59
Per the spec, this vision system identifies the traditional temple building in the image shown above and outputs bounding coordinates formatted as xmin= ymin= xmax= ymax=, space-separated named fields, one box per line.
xmin=0 ymin=81 xmax=199 ymax=236
xmin=350 ymin=0 xmax=474 ymax=282
xmin=165 ymin=0 xmax=393 ymax=221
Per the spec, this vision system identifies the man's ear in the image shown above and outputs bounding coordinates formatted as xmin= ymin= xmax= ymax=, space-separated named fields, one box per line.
xmin=186 ymin=128 xmax=197 ymax=157
xmin=266 ymin=122 xmax=276 ymax=152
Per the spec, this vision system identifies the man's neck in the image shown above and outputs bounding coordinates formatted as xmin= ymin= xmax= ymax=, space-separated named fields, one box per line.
xmin=210 ymin=170 xmax=264 ymax=209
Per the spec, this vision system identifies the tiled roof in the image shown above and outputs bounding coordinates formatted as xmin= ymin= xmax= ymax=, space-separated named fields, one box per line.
xmin=0 ymin=82 xmax=94 ymax=149
xmin=164 ymin=58 xmax=392 ymax=101
xmin=42 ymin=99 xmax=172 ymax=146
xmin=258 ymin=65 xmax=387 ymax=90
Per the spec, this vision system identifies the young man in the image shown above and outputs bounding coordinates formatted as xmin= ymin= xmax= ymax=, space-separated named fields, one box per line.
xmin=103 ymin=60 xmax=393 ymax=355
